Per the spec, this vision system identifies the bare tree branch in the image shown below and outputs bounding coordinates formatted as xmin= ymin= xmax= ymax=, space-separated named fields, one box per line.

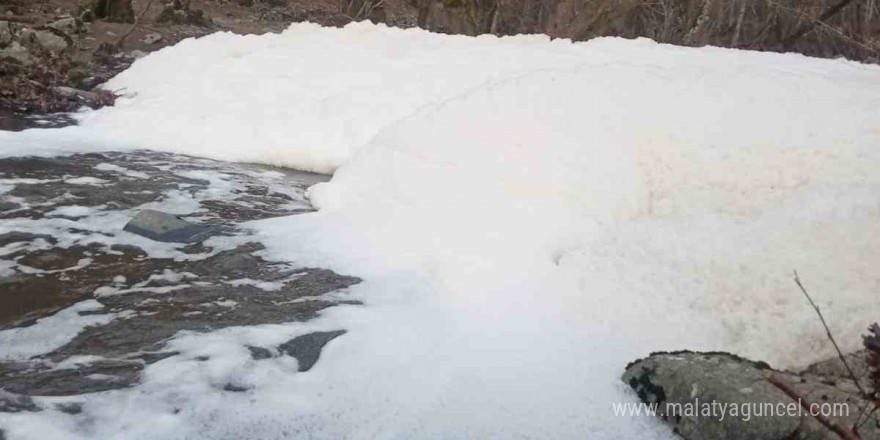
xmin=793 ymin=271 xmax=868 ymax=398
xmin=783 ymin=0 xmax=860 ymax=48
xmin=768 ymin=373 xmax=862 ymax=440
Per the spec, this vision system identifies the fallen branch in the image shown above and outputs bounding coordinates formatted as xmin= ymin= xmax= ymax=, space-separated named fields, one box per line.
xmin=768 ymin=373 xmax=862 ymax=440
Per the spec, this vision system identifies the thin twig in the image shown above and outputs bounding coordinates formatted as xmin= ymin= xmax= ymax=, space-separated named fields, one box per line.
xmin=783 ymin=0 xmax=858 ymax=48
xmin=768 ymin=373 xmax=862 ymax=440
xmin=794 ymin=271 xmax=868 ymax=398
xmin=813 ymin=18 xmax=880 ymax=56
xmin=856 ymin=402 xmax=879 ymax=430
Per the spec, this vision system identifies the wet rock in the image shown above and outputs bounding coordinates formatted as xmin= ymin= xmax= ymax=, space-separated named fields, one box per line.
xmin=0 ymin=150 xmax=327 ymax=326
xmin=0 ymin=41 xmax=34 ymax=65
xmin=803 ymin=350 xmax=872 ymax=384
xmin=52 ymin=86 xmax=98 ymax=102
xmin=247 ymin=346 xmax=273 ymax=360
xmin=191 ymin=243 xmax=263 ymax=276
xmin=0 ymin=359 xmax=143 ymax=396
xmin=0 ymin=390 xmax=40 ymax=413
xmin=223 ymin=383 xmax=249 ymax=392
xmin=129 ymin=351 xmax=179 ymax=364
xmin=47 ymin=16 xmax=82 ymax=35
xmin=0 ymin=151 xmax=357 ymax=397
xmin=279 ymin=330 xmax=346 ymax=372
xmin=17 ymin=246 xmax=91 ymax=270
xmin=0 ymin=244 xmax=155 ymax=328
xmin=0 ymin=110 xmax=76 ymax=132
xmin=123 ymin=209 xmax=216 ymax=243
xmin=622 ymin=351 xmax=877 ymax=440
xmin=141 ymin=32 xmax=162 ymax=45
xmin=55 ymin=402 xmax=83 ymax=415
xmin=18 ymin=28 xmax=69 ymax=53
xmin=0 ymin=231 xmax=56 ymax=247
xmin=55 ymin=265 xmax=357 ymax=362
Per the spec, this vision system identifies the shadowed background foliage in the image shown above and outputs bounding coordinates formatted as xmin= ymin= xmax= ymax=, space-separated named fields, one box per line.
xmin=412 ymin=0 xmax=880 ymax=63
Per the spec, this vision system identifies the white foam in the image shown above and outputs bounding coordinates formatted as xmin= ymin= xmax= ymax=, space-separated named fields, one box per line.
xmin=0 ymin=22 xmax=878 ymax=440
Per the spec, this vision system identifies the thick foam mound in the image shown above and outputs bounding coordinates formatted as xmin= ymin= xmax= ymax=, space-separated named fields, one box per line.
xmin=2 ymin=22 xmax=880 ymax=440
xmin=74 ymin=23 xmax=601 ymax=173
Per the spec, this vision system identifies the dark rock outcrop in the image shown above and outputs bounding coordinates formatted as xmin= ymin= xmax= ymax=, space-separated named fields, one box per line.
xmin=622 ymin=351 xmax=878 ymax=440
xmin=279 ymin=330 xmax=347 ymax=372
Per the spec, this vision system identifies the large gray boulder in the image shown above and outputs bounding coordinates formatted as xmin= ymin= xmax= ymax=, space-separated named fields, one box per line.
xmin=18 ymin=28 xmax=69 ymax=53
xmin=141 ymin=32 xmax=163 ymax=45
xmin=47 ymin=16 xmax=85 ymax=35
xmin=123 ymin=209 xmax=216 ymax=243
xmin=622 ymin=351 xmax=877 ymax=440
xmin=0 ymin=41 xmax=34 ymax=65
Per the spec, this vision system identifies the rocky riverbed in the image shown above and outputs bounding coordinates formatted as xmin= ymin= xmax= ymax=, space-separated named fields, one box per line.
xmin=0 ymin=150 xmax=360 ymax=426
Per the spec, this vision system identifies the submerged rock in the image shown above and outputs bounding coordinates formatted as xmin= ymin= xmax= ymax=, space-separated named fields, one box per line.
xmin=0 ymin=359 xmax=144 ymax=396
xmin=247 ymin=346 xmax=274 ymax=360
xmin=622 ymin=351 xmax=877 ymax=440
xmin=0 ymin=390 xmax=40 ymax=413
xmin=123 ymin=209 xmax=216 ymax=243
xmin=279 ymin=330 xmax=347 ymax=372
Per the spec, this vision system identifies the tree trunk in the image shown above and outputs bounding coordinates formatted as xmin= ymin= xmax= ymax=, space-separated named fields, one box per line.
xmin=417 ymin=0 xmax=431 ymax=28
xmin=731 ymin=0 xmax=748 ymax=46
xmin=94 ymin=0 xmax=135 ymax=23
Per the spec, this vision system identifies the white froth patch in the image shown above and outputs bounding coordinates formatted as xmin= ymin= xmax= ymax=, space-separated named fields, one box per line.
xmin=0 ymin=22 xmax=878 ymax=440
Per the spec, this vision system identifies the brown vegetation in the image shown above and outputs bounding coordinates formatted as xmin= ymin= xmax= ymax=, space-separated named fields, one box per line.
xmin=417 ymin=0 xmax=880 ymax=63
